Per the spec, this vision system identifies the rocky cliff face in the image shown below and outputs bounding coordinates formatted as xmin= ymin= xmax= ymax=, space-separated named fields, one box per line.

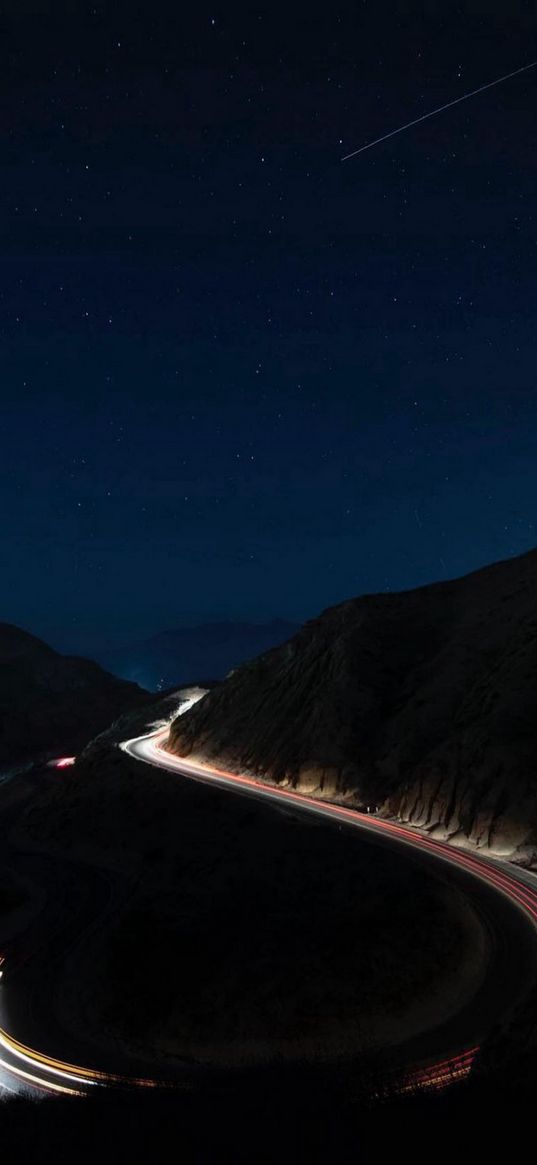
xmin=168 ymin=548 xmax=537 ymax=863
xmin=0 ymin=623 xmax=148 ymax=768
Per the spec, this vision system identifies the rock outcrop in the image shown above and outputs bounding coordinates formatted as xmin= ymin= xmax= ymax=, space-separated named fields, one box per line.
xmin=168 ymin=548 xmax=537 ymax=863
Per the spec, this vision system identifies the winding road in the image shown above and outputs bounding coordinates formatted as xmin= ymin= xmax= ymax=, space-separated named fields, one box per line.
xmin=124 ymin=725 xmax=537 ymax=1091
xmin=2 ymin=719 xmax=537 ymax=1096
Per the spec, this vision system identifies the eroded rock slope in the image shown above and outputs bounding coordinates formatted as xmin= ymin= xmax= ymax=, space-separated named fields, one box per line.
xmin=168 ymin=549 xmax=537 ymax=861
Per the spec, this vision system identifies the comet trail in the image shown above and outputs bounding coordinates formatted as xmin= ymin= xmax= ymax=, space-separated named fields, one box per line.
xmin=341 ymin=58 xmax=537 ymax=160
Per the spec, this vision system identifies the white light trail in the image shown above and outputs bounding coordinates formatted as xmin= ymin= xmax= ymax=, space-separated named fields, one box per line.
xmin=123 ymin=724 xmax=537 ymax=1093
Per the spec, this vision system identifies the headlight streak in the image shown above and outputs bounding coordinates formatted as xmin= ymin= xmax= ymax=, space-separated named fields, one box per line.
xmin=0 ymin=968 xmax=175 ymax=1094
xmin=0 ymin=1023 xmax=172 ymax=1094
xmin=0 ymin=709 xmax=211 ymax=1095
xmin=138 ymin=729 xmax=537 ymax=931
xmin=6 ymin=722 xmax=536 ymax=1100
xmin=0 ymin=1055 xmax=85 ymax=1096
xmin=123 ymin=726 xmax=537 ymax=1096
xmin=0 ymin=1028 xmax=103 ymax=1087
xmin=0 ymin=1023 xmax=172 ymax=1095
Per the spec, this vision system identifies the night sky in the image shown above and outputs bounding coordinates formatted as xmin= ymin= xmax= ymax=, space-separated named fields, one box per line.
xmin=2 ymin=1 xmax=537 ymax=653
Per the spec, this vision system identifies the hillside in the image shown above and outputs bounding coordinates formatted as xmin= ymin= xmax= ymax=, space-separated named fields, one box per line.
xmin=168 ymin=548 xmax=537 ymax=863
xmin=16 ymin=688 xmax=485 ymax=1073
xmin=0 ymin=623 xmax=148 ymax=768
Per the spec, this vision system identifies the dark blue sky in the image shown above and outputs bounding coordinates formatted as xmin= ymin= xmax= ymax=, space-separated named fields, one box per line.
xmin=1 ymin=1 xmax=536 ymax=652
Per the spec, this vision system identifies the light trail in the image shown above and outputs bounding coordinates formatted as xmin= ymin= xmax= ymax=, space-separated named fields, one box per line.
xmin=0 ymin=1021 xmax=168 ymax=1095
xmin=123 ymin=725 xmax=537 ymax=1092
xmin=3 ymin=716 xmax=536 ymax=1098
xmin=0 ymin=1056 xmax=85 ymax=1097
xmin=396 ymin=1046 xmax=478 ymax=1094
xmin=341 ymin=58 xmax=537 ymax=160
xmin=124 ymin=728 xmax=537 ymax=933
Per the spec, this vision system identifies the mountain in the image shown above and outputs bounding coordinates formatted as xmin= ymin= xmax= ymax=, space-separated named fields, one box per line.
xmin=99 ymin=619 xmax=298 ymax=691
xmin=0 ymin=623 xmax=148 ymax=769
xmin=168 ymin=548 xmax=537 ymax=863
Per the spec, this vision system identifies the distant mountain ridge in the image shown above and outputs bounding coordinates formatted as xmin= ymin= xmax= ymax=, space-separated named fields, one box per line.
xmin=168 ymin=548 xmax=537 ymax=864
xmin=0 ymin=622 xmax=148 ymax=769
xmin=100 ymin=619 xmax=298 ymax=691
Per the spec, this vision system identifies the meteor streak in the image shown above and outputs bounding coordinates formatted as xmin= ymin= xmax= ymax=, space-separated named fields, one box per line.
xmin=342 ymin=58 xmax=537 ymax=160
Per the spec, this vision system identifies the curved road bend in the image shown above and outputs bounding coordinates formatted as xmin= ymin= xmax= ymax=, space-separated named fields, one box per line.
xmin=2 ymin=723 xmax=537 ymax=1096
xmin=124 ymin=726 xmax=537 ymax=1091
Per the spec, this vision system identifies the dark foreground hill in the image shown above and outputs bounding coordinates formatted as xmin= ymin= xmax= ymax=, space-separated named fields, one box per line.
xmin=168 ymin=548 xmax=537 ymax=863
xmin=0 ymin=622 xmax=148 ymax=768
xmin=99 ymin=619 xmax=298 ymax=690
xmin=17 ymin=691 xmax=484 ymax=1074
